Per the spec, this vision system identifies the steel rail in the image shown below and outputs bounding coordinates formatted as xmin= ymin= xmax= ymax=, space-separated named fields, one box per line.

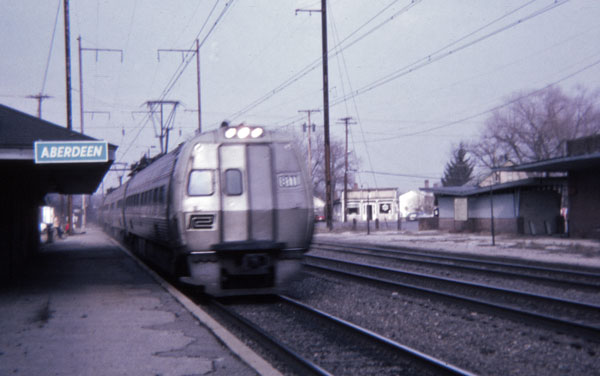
xmin=312 ymin=241 xmax=600 ymax=287
xmin=279 ymin=295 xmax=477 ymax=376
xmin=311 ymin=243 xmax=600 ymax=290
xmin=304 ymin=256 xmax=600 ymax=341
xmin=209 ymin=299 xmax=333 ymax=376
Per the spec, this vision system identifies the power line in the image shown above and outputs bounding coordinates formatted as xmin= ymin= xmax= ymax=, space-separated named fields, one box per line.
xmin=226 ymin=0 xmax=420 ymax=122
xmin=360 ymin=170 xmax=440 ymax=179
xmin=116 ymin=1 xmax=234 ymax=165
xmin=41 ymin=0 xmax=62 ymax=96
xmin=366 ymin=57 xmax=600 ymax=141
xmin=331 ymin=0 xmax=569 ymax=107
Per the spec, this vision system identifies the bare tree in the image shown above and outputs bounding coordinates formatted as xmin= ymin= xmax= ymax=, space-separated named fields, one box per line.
xmin=469 ymin=86 xmax=600 ymax=169
xmin=297 ymin=132 xmax=359 ymax=200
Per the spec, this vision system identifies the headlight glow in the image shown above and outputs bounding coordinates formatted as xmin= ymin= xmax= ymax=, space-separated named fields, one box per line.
xmin=224 ymin=128 xmax=237 ymax=139
xmin=251 ymin=127 xmax=264 ymax=138
xmin=237 ymin=126 xmax=251 ymax=139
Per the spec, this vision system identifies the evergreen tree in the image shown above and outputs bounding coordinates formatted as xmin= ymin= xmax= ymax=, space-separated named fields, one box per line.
xmin=442 ymin=143 xmax=474 ymax=186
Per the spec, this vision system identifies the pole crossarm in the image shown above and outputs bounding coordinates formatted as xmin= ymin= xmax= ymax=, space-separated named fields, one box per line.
xmin=145 ymin=100 xmax=180 ymax=154
xmin=295 ymin=9 xmax=321 ymax=15
xmin=80 ymin=47 xmax=124 ymax=62
xmin=84 ymin=110 xmax=111 ymax=120
xmin=26 ymin=94 xmax=52 ymax=118
xmin=157 ymin=48 xmax=196 ymax=62
xmin=157 ymin=40 xmax=202 ymax=133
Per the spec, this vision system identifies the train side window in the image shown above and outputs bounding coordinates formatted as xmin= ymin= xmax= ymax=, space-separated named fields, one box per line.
xmin=188 ymin=170 xmax=214 ymax=196
xmin=225 ymin=169 xmax=243 ymax=196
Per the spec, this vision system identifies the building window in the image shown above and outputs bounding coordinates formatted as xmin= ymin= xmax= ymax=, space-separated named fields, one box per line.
xmin=188 ymin=170 xmax=214 ymax=196
xmin=379 ymin=203 xmax=391 ymax=214
xmin=348 ymin=207 xmax=359 ymax=215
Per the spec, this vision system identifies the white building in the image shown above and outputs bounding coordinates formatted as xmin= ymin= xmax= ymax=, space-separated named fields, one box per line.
xmin=340 ymin=188 xmax=398 ymax=223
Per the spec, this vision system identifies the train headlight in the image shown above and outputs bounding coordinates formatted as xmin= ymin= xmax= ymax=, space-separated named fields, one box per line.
xmin=237 ymin=126 xmax=251 ymax=139
xmin=224 ymin=128 xmax=237 ymax=139
xmin=251 ymin=127 xmax=264 ymax=138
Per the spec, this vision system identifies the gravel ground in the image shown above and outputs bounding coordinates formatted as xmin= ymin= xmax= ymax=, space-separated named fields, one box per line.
xmin=229 ymin=300 xmax=438 ymax=376
xmin=313 ymin=230 xmax=600 ymax=270
xmin=286 ymin=268 xmax=600 ymax=376
xmin=308 ymin=248 xmax=600 ymax=306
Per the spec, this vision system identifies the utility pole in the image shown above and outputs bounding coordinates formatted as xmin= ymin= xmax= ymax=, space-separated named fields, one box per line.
xmin=146 ymin=100 xmax=180 ymax=154
xmin=157 ymin=39 xmax=202 ymax=133
xmin=64 ymin=0 xmax=73 ymax=132
xmin=296 ymin=0 xmax=333 ymax=230
xmin=77 ymin=36 xmax=122 ymax=233
xmin=338 ymin=116 xmax=355 ymax=223
xmin=77 ymin=36 xmax=84 ymax=134
xmin=26 ymin=94 xmax=52 ymax=118
xmin=63 ymin=0 xmax=74 ymax=235
xmin=299 ymin=109 xmax=320 ymax=179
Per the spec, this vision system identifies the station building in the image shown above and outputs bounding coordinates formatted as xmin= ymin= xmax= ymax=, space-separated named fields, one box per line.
xmin=502 ymin=135 xmax=600 ymax=239
xmin=0 ymin=104 xmax=116 ymax=281
xmin=424 ymin=177 xmax=565 ymax=235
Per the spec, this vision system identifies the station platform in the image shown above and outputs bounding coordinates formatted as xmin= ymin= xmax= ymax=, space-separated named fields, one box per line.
xmin=0 ymin=228 xmax=279 ymax=376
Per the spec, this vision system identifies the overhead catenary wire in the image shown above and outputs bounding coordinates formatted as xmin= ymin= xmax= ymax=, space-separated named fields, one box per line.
xmin=276 ymin=0 xmax=571 ymax=131
xmin=225 ymin=0 xmax=564 ymax=128
xmin=225 ymin=0 xmax=421 ymax=123
xmin=41 ymin=0 xmax=62 ymax=96
xmin=366 ymin=57 xmax=600 ymax=142
xmin=116 ymin=0 xmax=235 ymax=165
xmin=331 ymin=0 xmax=569 ymax=107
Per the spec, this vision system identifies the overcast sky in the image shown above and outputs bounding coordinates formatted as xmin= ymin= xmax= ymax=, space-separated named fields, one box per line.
xmin=2 ymin=0 xmax=599 ymax=193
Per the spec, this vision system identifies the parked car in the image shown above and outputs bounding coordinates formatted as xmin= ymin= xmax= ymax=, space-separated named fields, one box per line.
xmin=406 ymin=211 xmax=424 ymax=221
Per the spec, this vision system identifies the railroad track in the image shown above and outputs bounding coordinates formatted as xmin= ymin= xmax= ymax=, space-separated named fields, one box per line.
xmin=208 ymin=295 xmax=475 ymax=376
xmin=311 ymin=241 xmax=600 ymax=289
xmin=303 ymin=254 xmax=600 ymax=341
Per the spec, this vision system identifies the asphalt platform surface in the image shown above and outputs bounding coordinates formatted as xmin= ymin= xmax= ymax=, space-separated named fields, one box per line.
xmin=0 ymin=228 xmax=278 ymax=376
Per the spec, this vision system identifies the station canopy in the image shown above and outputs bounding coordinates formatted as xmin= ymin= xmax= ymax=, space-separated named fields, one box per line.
xmin=0 ymin=104 xmax=116 ymax=196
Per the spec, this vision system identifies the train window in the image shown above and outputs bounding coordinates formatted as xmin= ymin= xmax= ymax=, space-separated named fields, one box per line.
xmin=225 ymin=169 xmax=243 ymax=195
xmin=188 ymin=170 xmax=214 ymax=196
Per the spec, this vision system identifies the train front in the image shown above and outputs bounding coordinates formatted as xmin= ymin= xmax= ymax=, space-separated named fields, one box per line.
xmin=176 ymin=124 xmax=314 ymax=295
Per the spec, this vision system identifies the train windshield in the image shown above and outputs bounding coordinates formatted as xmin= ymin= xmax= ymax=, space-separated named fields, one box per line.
xmin=225 ymin=169 xmax=243 ymax=195
xmin=188 ymin=170 xmax=214 ymax=196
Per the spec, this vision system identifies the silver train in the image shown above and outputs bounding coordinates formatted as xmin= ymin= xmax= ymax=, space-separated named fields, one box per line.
xmin=99 ymin=124 xmax=314 ymax=295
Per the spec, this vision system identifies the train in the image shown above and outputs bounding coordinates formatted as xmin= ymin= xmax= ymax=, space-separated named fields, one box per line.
xmin=99 ymin=123 xmax=314 ymax=295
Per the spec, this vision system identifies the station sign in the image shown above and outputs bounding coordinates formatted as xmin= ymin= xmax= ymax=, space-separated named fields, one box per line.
xmin=34 ymin=140 xmax=108 ymax=164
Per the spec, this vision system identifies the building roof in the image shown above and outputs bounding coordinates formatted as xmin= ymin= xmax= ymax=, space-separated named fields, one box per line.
xmin=0 ymin=103 xmax=116 ymax=194
xmin=496 ymin=152 xmax=600 ymax=172
xmin=345 ymin=188 xmax=398 ymax=200
xmin=0 ymin=104 xmax=97 ymax=148
xmin=421 ymin=177 xmax=565 ymax=197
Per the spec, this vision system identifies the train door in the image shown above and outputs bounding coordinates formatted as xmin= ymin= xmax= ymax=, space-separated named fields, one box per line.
xmin=219 ymin=143 xmax=275 ymax=243
xmin=219 ymin=144 xmax=248 ymax=242
xmin=246 ymin=144 xmax=274 ymax=241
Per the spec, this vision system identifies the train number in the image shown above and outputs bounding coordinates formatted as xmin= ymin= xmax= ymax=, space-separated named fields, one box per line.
xmin=278 ymin=174 xmax=300 ymax=188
